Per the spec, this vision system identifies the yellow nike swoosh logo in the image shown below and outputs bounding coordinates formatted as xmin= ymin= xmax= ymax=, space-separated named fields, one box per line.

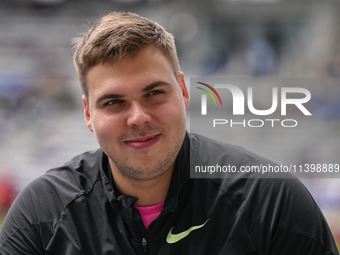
xmin=166 ymin=219 xmax=210 ymax=244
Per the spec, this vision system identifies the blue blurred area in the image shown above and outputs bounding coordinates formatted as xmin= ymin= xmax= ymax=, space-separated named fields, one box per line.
xmin=0 ymin=0 xmax=340 ymax=247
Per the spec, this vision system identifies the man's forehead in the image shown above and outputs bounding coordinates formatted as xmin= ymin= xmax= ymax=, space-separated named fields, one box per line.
xmin=86 ymin=47 xmax=176 ymax=97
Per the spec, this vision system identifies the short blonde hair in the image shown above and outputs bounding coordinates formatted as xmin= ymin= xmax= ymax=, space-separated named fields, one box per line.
xmin=73 ymin=12 xmax=180 ymax=99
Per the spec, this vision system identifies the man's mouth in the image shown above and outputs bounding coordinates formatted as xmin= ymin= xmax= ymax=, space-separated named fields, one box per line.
xmin=124 ymin=134 xmax=161 ymax=150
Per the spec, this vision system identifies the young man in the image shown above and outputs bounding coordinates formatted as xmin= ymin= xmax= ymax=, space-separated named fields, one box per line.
xmin=0 ymin=12 xmax=338 ymax=255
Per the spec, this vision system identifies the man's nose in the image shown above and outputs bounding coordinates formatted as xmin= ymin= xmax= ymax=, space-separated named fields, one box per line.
xmin=126 ymin=102 xmax=152 ymax=128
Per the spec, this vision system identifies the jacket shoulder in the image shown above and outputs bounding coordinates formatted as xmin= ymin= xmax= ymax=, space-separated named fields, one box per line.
xmin=45 ymin=148 xmax=104 ymax=192
xmin=0 ymin=149 xmax=104 ymax=246
xmin=188 ymin=133 xmax=338 ymax=254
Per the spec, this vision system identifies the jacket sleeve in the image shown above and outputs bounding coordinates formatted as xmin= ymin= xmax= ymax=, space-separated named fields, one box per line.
xmin=0 ymin=179 xmax=54 ymax=255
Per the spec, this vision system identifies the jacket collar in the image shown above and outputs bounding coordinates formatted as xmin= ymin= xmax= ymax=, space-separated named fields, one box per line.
xmin=162 ymin=132 xmax=191 ymax=214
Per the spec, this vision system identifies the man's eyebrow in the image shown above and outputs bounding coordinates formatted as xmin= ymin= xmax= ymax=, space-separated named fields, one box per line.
xmin=141 ymin=81 xmax=171 ymax=92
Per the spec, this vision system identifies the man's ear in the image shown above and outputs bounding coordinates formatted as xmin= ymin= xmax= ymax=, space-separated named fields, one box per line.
xmin=82 ymin=95 xmax=94 ymax=132
xmin=180 ymin=72 xmax=190 ymax=110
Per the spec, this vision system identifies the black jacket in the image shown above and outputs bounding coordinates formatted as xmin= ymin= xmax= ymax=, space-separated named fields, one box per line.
xmin=0 ymin=133 xmax=338 ymax=254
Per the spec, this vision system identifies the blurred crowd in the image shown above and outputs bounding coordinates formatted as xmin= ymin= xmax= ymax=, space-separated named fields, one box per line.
xmin=0 ymin=1 xmax=340 ymax=248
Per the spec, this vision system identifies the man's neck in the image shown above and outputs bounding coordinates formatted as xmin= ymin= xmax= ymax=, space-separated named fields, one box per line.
xmin=109 ymin=161 xmax=175 ymax=207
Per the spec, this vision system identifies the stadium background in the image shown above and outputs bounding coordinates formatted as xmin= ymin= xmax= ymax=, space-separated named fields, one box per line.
xmin=0 ymin=0 xmax=339 ymax=250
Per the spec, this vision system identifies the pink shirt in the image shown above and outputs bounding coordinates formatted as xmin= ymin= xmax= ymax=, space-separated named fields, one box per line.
xmin=134 ymin=202 xmax=164 ymax=229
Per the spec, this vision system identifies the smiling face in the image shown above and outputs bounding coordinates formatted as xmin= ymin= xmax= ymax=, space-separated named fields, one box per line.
xmin=83 ymin=46 xmax=189 ymax=181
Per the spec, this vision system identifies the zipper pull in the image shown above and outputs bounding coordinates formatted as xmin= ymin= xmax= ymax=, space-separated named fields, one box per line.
xmin=142 ymin=237 xmax=147 ymax=252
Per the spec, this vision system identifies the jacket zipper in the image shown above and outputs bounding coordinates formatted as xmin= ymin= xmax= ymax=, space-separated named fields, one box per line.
xmin=142 ymin=237 xmax=147 ymax=252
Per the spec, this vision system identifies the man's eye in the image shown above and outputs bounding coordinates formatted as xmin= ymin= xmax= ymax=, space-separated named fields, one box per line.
xmin=105 ymin=99 xmax=121 ymax=105
xmin=148 ymin=90 xmax=163 ymax=96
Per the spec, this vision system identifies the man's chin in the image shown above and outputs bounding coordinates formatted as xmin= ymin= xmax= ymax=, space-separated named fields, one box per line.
xmin=112 ymin=156 xmax=174 ymax=181
xmin=119 ymin=167 xmax=169 ymax=181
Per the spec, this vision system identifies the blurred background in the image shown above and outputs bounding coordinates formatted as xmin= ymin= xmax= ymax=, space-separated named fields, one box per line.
xmin=0 ymin=0 xmax=340 ymax=250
